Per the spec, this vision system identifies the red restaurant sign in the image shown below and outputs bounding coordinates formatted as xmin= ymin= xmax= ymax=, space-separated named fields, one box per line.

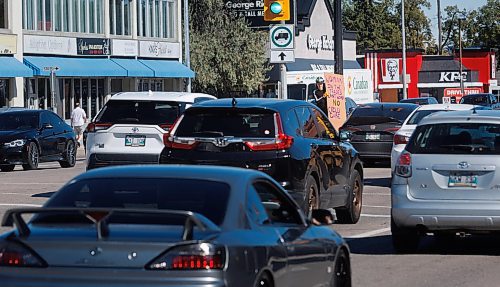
xmin=444 ymin=87 xmax=483 ymax=97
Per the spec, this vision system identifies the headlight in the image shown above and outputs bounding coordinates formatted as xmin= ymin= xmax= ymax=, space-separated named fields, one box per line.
xmin=4 ymin=139 xmax=26 ymax=148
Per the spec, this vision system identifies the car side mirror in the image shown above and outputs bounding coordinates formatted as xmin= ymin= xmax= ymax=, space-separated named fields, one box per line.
xmin=340 ymin=130 xmax=352 ymax=141
xmin=311 ymin=209 xmax=335 ymax=225
xmin=41 ymin=123 xmax=53 ymax=130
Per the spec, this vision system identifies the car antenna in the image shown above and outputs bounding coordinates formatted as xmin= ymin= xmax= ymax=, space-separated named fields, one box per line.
xmin=232 ymin=97 xmax=237 ymax=107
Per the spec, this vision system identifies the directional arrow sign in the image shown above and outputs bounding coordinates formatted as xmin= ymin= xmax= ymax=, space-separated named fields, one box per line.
xmin=270 ymin=50 xmax=295 ymax=63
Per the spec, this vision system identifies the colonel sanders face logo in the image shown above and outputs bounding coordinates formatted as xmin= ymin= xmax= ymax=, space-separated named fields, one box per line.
xmin=387 ymin=60 xmax=398 ymax=80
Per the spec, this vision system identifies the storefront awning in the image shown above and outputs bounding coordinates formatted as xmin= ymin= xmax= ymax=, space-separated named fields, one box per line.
xmin=138 ymin=60 xmax=195 ymax=78
xmin=24 ymin=56 xmax=128 ymax=77
xmin=111 ymin=58 xmax=155 ymax=77
xmin=0 ymin=56 xmax=33 ymax=77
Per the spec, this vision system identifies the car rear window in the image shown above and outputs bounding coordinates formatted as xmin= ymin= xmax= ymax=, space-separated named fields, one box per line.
xmin=176 ymin=109 xmax=276 ymax=138
xmin=460 ymin=95 xmax=488 ymax=105
xmin=45 ymin=178 xmax=230 ymax=225
xmin=406 ymin=123 xmax=500 ymax=155
xmin=346 ymin=105 xmax=416 ymax=125
xmin=95 ymin=100 xmax=185 ymax=125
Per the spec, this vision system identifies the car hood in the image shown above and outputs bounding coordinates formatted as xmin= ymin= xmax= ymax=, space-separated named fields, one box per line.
xmin=0 ymin=130 xmax=34 ymax=142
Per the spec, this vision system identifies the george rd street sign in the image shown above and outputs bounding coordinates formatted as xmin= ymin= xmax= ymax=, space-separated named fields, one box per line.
xmin=270 ymin=24 xmax=294 ymax=50
xmin=270 ymin=50 xmax=295 ymax=63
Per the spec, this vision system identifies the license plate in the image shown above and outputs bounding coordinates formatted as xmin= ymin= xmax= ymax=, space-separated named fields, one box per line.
xmin=125 ymin=135 xmax=146 ymax=147
xmin=365 ymin=133 xmax=380 ymax=140
xmin=448 ymin=173 xmax=478 ymax=187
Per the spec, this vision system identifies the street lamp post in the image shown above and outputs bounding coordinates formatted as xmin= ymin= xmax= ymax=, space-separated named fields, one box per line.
xmin=401 ymin=0 xmax=408 ymax=100
xmin=183 ymin=0 xmax=191 ymax=92
xmin=43 ymin=66 xmax=59 ymax=113
xmin=458 ymin=17 xmax=465 ymax=96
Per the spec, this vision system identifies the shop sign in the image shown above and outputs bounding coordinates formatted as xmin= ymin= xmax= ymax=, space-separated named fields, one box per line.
xmin=24 ymin=35 xmax=77 ymax=55
xmin=224 ymin=0 xmax=294 ymax=28
xmin=307 ymin=35 xmax=334 ymax=53
xmin=112 ymin=39 xmax=138 ymax=56
xmin=77 ymin=38 xmax=110 ymax=56
xmin=139 ymin=41 xmax=180 ymax=58
xmin=324 ymin=73 xmax=346 ymax=131
xmin=344 ymin=70 xmax=373 ymax=104
xmin=492 ymin=55 xmax=496 ymax=79
xmin=439 ymin=71 xmax=467 ymax=82
xmin=444 ymin=87 xmax=484 ymax=97
xmin=0 ymin=34 xmax=17 ymax=54
xmin=380 ymin=58 xmax=400 ymax=83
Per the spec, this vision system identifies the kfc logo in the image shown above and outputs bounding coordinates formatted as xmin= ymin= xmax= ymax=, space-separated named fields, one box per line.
xmin=381 ymin=58 xmax=400 ymax=83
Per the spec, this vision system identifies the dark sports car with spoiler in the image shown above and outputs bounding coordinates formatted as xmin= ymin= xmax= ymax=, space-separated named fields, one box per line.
xmin=0 ymin=165 xmax=351 ymax=287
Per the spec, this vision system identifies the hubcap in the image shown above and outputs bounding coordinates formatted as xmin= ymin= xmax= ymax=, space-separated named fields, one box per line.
xmin=68 ymin=143 xmax=76 ymax=164
xmin=352 ymin=178 xmax=362 ymax=214
xmin=30 ymin=144 xmax=38 ymax=166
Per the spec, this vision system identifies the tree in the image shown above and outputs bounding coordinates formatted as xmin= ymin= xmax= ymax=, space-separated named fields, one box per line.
xmin=188 ymin=0 xmax=269 ymax=97
xmin=394 ymin=0 xmax=434 ymax=50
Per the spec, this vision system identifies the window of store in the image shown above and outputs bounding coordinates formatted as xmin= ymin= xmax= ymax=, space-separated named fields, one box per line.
xmin=110 ymin=0 xmax=131 ymax=35
xmin=0 ymin=79 xmax=9 ymax=107
xmin=137 ymin=0 xmax=176 ymax=39
xmin=0 ymin=0 xmax=7 ymax=29
xmin=23 ymin=0 xmax=103 ymax=33
xmin=138 ymin=79 xmax=164 ymax=91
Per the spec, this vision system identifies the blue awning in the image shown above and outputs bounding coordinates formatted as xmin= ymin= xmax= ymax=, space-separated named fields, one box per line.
xmin=24 ymin=56 xmax=128 ymax=77
xmin=0 ymin=57 xmax=33 ymax=77
xmin=111 ymin=58 xmax=154 ymax=77
xmin=139 ymin=59 xmax=195 ymax=78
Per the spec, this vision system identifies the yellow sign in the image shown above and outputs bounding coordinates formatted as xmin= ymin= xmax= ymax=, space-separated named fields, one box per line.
xmin=324 ymin=73 xmax=346 ymax=131
xmin=0 ymin=34 xmax=17 ymax=54
xmin=264 ymin=0 xmax=290 ymax=21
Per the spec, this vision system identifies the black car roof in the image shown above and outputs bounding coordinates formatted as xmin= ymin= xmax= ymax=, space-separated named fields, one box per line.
xmin=192 ymin=98 xmax=313 ymax=111
xmin=462 ymin=93 xmax=493 ymax=98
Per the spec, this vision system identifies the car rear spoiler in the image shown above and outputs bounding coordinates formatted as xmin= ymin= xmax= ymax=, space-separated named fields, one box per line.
xmin=2 ymin=208 xmax=220 ymax=241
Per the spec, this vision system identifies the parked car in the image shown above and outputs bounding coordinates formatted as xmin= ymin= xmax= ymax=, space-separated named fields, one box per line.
xmin=0 ymin=109 xmax=76 ymax=171
xmin=159 ymin=98 xmax=364 ymax=223
xmin=399 ymin=97 xmax=438 ymax=105
xmin=460 ymin=93 xmax=500 ymax=109
xmin=85 ymin=92 xmax=216 ymax=170
xmin=0 ymin=165 xmax=352 ymax=287
xmin=392 ymin=110 xmax=500 ymax=253
xmin=340 ymin=103 xmax=418 ymax=165
xmin=390 ymin=104 xmax=483 ymax=172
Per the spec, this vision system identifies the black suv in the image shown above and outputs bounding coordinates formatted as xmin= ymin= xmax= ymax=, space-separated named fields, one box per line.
xmin=460 ymin=93 xmax=500 ymax=109
xmin=159 ymin=99 xmax=364 ymax=223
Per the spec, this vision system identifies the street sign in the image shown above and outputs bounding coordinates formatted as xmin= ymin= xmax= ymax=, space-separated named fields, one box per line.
xmin=43 ymin=66 xmax=60 ymax=71
xmin=270 ymin=50 xmax=295 ymax=63
xmin=270 ymin=24 xmax=294 ymax=50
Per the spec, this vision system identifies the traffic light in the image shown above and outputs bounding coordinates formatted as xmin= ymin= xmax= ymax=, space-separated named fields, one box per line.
xmin=264 ymin=0 xmax=290 ymax=21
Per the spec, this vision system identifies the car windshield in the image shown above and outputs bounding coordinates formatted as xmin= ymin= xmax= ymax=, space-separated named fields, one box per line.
xmin=406 ymin=123 xmax=500 ymax=155
xmin=95 ymin=100 xmax=185 ymax=125
xmin=43 ymin=178 xmax=230 ymax=226
xmin=345 ymin=105 xmax=416 ymax=125
xmin=460 ymin=95 xmax=488 ymax=105
xmin=406 ymin=110 xmax=447 ymax=125
xmin=176 ymin=108 xmax=276 ymax=138
xmin=0 ymin=113 xmax=39 ymax=131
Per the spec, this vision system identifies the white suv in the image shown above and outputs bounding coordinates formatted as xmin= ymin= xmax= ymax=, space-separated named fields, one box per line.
xmin=85 ymin=92 xmax=216 ymax=170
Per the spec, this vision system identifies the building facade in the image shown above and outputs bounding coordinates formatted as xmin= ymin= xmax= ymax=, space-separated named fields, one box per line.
xmin=0 ymin=0 xmax=192 ymax=120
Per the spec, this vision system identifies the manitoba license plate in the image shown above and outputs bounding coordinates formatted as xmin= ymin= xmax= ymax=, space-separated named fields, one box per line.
xmin=365 ymin=133 xmax=380 ymax=140
xmin=125 ymin=135 xmax=146 ymax=147
xmin=448 ymin=173 xmax=478 ymax=187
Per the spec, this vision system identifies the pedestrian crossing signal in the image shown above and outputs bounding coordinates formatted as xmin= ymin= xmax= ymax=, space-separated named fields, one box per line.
xmin=264 ymin=0 xmax=290 ymax=21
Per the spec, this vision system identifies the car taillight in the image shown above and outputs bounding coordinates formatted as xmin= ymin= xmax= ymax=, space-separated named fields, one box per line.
xmin=384 ymin=127 xmax=400 ymax=133
xmin=244 ymin=113 xmax=293 ymax=151
xmin=395 ymin=151 xmax=412 ymax=177
xmin=394 ymin=134 xmax=409 ymax=145
xmin=162 ymin=115 xmax=198 ymax=150
xmin=147 ymin=243 xmax=225 ymax=271
xmin=0 ymin=242 xmax=46 ymax=268
xmin=86 ymin=122 xmax=112 ymax=133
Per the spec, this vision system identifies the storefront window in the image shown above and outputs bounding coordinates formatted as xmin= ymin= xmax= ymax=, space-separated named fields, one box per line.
xmin=0 ymin=79 xmax=9 ymax=107
xmin=138 ymin=0 xmax=175 ymax=39
xmin=110 ymin=0 xmax=131 ymax=35
xmin=0 ymin=0 xmax=7 ymax=29
xmin=138 ymin=79 xmax=164 ymax=91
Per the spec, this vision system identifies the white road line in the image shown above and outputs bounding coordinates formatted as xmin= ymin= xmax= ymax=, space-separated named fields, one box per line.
xmin=347 ymin=227 xmax=391 ymax=239
xmin=0 ymin=203 xmax=42 ymax=207
xmin=361 ymin=214 xmax=390 ymax=218
xmin=364 ymin=205 xmax=391 ymax=209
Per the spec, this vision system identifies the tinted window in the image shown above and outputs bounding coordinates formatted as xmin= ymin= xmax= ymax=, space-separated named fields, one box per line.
xmin=96 ymin=100 xmax=185 ymax=125
xmin=176 ymin=109 xmax=276 ymax=138
xmin=295 ymin=107 xmax=319 ymax=138
xmin=284 ymin=109 xmax=301 ymax=136
xmin=312 ymin=108 xmax=337 ymax=139
xmin=460 ymin=95 xmax=489 ymax=105
xmin=47 ymin=112 xmax=65 ymax=127
xmin=253 ymin=181 xmax=303 ymax=225
xmin=46 ymin=178 xmax=230 ymax=225
xmin=287 ymin=84 xmax=307 ymax=101
xmin=347 ymin=104 xmax=416 ymax=125
xmin=407 ymin=123 xmax=500 ymax=155
xmin=0 ymin=112 xmax=39 ymax=131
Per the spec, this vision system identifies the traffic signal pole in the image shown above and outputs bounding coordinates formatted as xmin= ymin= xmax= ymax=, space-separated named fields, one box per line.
xmin=279 ymin=20 xmax=287 ymax=100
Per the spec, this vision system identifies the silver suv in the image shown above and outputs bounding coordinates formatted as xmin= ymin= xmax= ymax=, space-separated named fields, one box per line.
xmin=391 ymin=110 xmax=500 ymax=252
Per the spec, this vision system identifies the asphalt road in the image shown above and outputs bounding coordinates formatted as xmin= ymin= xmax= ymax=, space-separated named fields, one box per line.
xmin=2 ymin=151 xmax=500 ymax=286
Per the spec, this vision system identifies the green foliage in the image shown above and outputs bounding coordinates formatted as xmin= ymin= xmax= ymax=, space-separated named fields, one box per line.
xmin=188 ymin=0 xmax=269 ymax=97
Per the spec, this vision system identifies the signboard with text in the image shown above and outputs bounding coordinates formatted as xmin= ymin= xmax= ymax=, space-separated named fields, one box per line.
xmin=111 ymin=39 xmax=138 ymax=56
xmin=139 ymin=41 xmax=180 ymax=58
xmin=443 ymin=87 xmax=484 ymax=102
xmin=324 ymin=73 xmax=346 ymax=130
xmin=24 ymin=35 xmax=77 ymax=55
xmin=0 ymin=34 xmax=17 ymax=54
xmin=77 ymin=38 xmax=111 ymax=55
xmin=225 ymin=0 xmax=294 ymax=28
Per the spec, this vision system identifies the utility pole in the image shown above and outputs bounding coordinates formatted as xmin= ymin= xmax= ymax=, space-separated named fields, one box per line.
xmin=401 ymin=0 xmax=408 ymax=99
xmin=458 ymin=18 xmax=465 ymax=96
xmin=334 ymin=0 xmax=343 ymax=74
xmin=437 ymin=0 xmax=442 ymax=55
xmin=183 ymin=0 xmax=191 ymax=92
xmin=279 ymin=21 xmax=287 ymax=99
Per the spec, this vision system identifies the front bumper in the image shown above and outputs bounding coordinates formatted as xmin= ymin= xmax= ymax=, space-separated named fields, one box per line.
xmin=392 ymin=183 xmax=500 ymax=231
xmin=87 ymin=153 xmax=159 ymax=170
xmin=0 ymin=146 xmax=26 ymax=165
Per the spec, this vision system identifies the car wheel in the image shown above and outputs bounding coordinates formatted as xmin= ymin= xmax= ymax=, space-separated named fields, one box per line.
xmin=59 ymin=140 xmax=77 ymax=168
xmin=305 ymin=175 xmax=320 ymax=218
xmin=391 ymin=217 xmax=419 ymax=253
xmin=0 ymin=165 xmax=15 ymax=172
xmin=332 ymin=248 xmax=351 ymax=287
xmin=336 ymin=170 xmax=363 ymax=224
xmin=254 ymin=273 xmax=273 ymax=287
xmin=22 ymin=142 xmax=39 ymax=170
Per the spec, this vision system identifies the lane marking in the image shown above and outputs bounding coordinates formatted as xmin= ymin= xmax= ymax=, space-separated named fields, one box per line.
xmin=0 ymin=203 xmax=42 ymax=207
xmin=346 ymin=227 xmax=391 ymax=239
xmin=361 ymin=214 xmax=390 ymax=218
xmin=364 ymin=205 xmax=391 ymax=209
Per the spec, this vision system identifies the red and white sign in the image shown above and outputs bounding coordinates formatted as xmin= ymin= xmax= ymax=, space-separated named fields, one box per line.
xmin=380 ymin=58 xmax=400 ymax=83
xmin=444 ymin=87 xmax=484 ymax=102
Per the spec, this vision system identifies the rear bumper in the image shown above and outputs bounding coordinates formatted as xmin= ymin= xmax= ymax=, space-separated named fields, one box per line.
xmin=87 ymin=153 xmax=159 ymax=170
xmin=392 ymin=183 xmax=500 ymax=231
xmin=350 ymin=141 xmax=392 ymax=158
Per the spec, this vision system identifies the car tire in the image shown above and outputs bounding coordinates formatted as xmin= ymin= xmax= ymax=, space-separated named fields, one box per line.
xmin=254 ymin=272 xmax=273 ymax=287
xmin=336 ymin=170 xmax=363 ymax=224
xmin=59 ymin=140 xmax=77 ymax=168
xmin=22 ymin=142 xmax=39 ymax=170
xmin=305 ymin=175 xmax=320 ymax=218
xmin=332 ymin=248 xmax=351 ymax=287
xmin=391 ymin=217 xmax=419 ymax=254
xmin=0 ymin=165 xmax=15 ymax=172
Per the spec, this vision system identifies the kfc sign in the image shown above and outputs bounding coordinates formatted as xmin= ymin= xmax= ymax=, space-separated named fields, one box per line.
xmin=439 ymin=71 xmax=467 ymax=82
xmin=381 ymin=58 xmax=400 ymax=83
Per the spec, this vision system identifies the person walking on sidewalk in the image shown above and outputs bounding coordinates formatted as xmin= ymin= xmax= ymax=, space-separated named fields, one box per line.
xmin=71 ymin=102 xmax=87 ymax=147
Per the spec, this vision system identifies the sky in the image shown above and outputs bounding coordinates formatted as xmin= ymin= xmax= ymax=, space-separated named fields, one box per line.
xmin=424 ymin=0 xmax=487 ymax=39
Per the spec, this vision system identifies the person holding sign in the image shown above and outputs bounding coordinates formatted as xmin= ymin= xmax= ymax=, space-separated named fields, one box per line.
xmin=312 ymin=77 xmax=329 ymax=115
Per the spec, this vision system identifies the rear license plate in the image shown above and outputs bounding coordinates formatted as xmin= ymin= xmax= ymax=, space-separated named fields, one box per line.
xmin=365 ymin=133 xmax=380 ymax=140
xmin=125 ymin=135 xmax=146 ymax=147
xmin=448 ymin=173 xmax=478 ymax=187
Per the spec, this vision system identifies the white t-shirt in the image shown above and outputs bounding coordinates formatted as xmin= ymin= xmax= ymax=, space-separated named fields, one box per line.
xmin=71 ymin=107 xmax=87 ymax=127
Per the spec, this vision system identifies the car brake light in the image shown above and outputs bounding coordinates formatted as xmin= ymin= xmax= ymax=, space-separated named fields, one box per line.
xmin=147 ymin=243 xmax=225 ymax=271
xmin=162 ymin=115 xmax=198 ymax=150
xmin=395 ymin=151 xmax=412 ymax=177
xmin=244 ymin=113 xmax=293 ymax=151
xmin=394 ymin=134 xmax=409 ymax=145
xmin=0 ymin=242 xmax=46 ymax=268
xmin=86 ymin=122 xmax=112 ymax=133
xmin=384 ymin=127 xmax=400 ymax=133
